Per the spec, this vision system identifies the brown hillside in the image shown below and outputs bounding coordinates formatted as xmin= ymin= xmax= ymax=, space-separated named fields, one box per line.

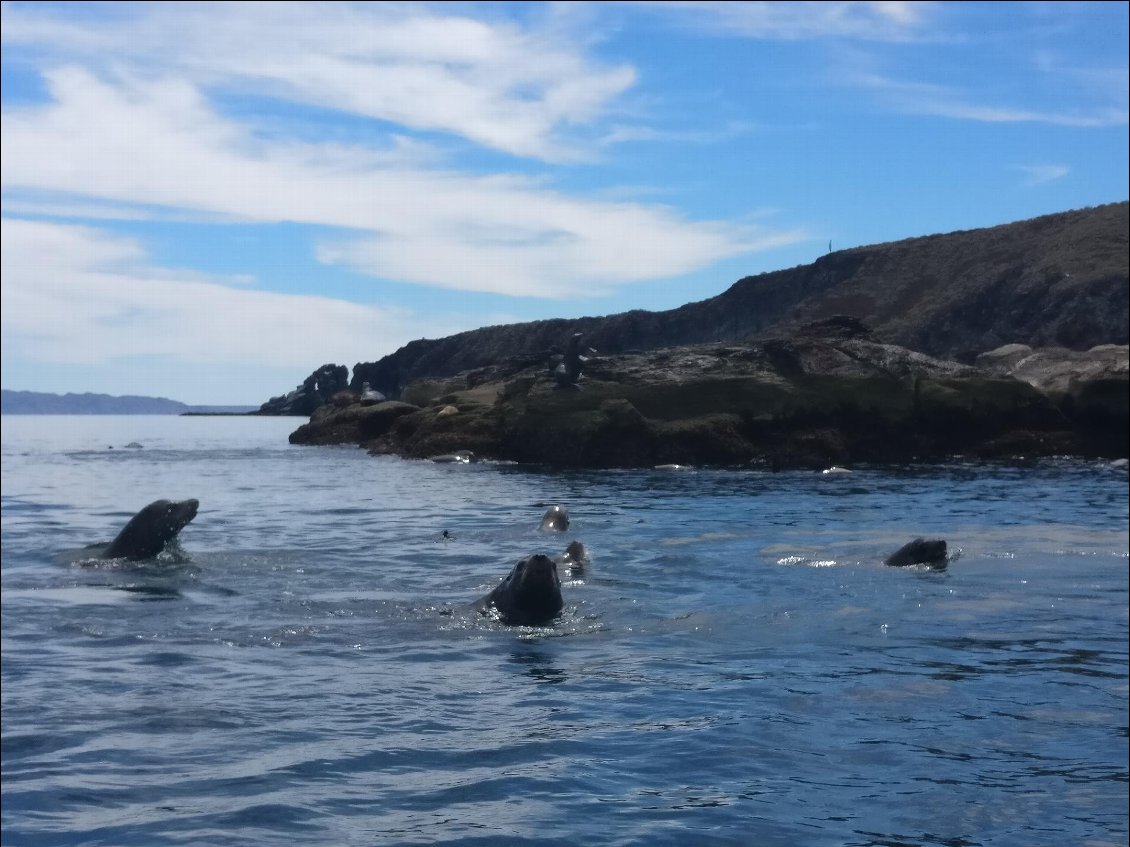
xmin=342 ymin=202 xmax=1128 ymax=399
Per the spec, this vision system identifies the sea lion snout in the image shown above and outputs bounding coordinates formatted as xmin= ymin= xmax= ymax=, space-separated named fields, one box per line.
xmin=514 ymin=554 xmax=559 ymax=586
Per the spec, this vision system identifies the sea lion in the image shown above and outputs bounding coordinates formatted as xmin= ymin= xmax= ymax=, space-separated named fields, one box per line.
xmin=359 ymin=382 xmax=385 ymax=406
xmin=430 ymin=450 xmax=475 ymax=464
xmin=540 ymin=505 xmax=570 ymax=532
xmin=555 ymin=540 xmax=590 ymax=575
xmin=884 ymin=538 xmax=947 ymax=568
xmin=101 ymin=499 xmax=199 ymax=560
xmin=476 ymin=554 xmax=564 ymax=626
xmin=332 ymin=390 xmax=358 ymax=408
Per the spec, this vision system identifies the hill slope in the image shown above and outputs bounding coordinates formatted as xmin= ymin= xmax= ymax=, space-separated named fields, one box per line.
xmin=1 ymin=390 xmax=254 ymax=415
xmin=341 ymin=201 xmax=1126 ymax=399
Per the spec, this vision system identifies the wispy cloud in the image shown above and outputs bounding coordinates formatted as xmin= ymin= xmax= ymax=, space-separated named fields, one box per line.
xmin=598 ymin=120 xmax=759 ymax=147
xmin=643 ymin=2 xmax=1128 ymax=129
xmin=1012 ymin=164 xmax=1070 ymax=188
xmin=849 ymin=70 xmax=1129 ymax=128
xmin=1 ymin=68 xmax=799 ymax=298
xmin=0 ymin=1 xmax=635 ymax=162
xmin=0 ymin=218 xmax=477 ymax=368
xmin=636 ymin=1 xmax=935 ymax=42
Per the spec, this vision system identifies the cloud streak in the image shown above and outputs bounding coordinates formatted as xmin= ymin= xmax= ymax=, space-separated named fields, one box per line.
xmin=849 ymin=70 xmax=1129 ymax=128
xmin=1 ymin=67 xmax=797 ymax=298
xmin=1012 ymin=164 xmax=1070 ymax=188
xmin=0 ymin=218 xmax=475 ymax=368
xmin=637 ymin=1 xmax=935 ymax=42
xmin=0 ymin=1 xmax=636 ymax=162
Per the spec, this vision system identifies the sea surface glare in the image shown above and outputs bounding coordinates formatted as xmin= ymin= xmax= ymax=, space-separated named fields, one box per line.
xmin=2 ymin=415 xmax=1127 ymax=847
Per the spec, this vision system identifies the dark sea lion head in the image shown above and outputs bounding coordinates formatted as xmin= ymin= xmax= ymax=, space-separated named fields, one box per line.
xmin=563 ymin=541 xmax=588 ymax=563
xmin=884 ymin=537 xmax=948 ymax=568
xmin=557 ymin=540 xmax=590 ymax=575
xmin=504 ymin=553 xmax=562 ymax=601
xmin=487 ymin=554 xmax=564 ymax=626
xmin=103 ymin=498 xmax=199 ymax=560
xmin=540 ymin=505 xmax=570 ymax=532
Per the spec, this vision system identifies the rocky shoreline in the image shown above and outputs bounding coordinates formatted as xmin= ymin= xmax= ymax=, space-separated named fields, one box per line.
xmin=287 ymin=319 xmax=1128 ymax=469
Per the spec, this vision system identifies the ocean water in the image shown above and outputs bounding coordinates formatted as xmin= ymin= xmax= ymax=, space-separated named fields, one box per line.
xmin=1 ymin=415 xmax=1127 ymax=847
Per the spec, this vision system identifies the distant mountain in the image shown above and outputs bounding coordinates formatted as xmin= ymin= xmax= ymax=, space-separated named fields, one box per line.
xmin=1 ymin=390 xmax=255 ymax=415
xmin=343 ymin=202 xmax=1128 ymax=401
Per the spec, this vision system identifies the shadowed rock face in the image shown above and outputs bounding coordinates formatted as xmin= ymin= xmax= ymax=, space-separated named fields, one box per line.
xmin=103 ymin=499 xmax=200 ymax=560
xmin=477 ymin=554 xmax=564 ymax=626
xmin=256 ymin=364 xmax=350 ymax=416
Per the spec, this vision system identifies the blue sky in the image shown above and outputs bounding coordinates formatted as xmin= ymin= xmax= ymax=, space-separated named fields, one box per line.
xmin=2 ymin=1 xmax=1127 ymax=405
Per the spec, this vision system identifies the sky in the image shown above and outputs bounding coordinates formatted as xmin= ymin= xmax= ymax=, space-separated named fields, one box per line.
xmin=2 ymin=1 xmax=1127 ymax=406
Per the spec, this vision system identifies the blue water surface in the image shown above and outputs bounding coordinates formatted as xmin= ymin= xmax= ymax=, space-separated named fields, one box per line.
xmin=2 ymin=415 xmax=1127 ymax=846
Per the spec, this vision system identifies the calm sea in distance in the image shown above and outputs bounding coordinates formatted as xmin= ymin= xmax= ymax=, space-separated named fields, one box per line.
xmin=2 ymin=414 xmax=1127 ymax=847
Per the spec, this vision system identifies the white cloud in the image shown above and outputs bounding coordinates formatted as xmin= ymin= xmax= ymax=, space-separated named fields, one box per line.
xmin=1 ymin=68 xmax=797 ymax=298
xmin=0 ymin=1 xmax=636 ymax=162
xmin=849 ymin=70 xmax=1129 ymax=128
xmin=0 ymin=217 xmax=474 ymax=369
xmin=637 ymin=1 xmax=935 ymax=42
xmin=647 ymin=3 xmax=1128 ymax=128
xmin=1012 ymin=164 xmax=1070 ymax=187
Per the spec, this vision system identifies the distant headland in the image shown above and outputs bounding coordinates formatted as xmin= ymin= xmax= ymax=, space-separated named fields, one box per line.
xmin=0 ymin=390 xmax=256 ymax=416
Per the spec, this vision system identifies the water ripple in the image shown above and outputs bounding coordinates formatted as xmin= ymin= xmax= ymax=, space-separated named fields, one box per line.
xmin=2 ymin=417 xmax=1127 ymax=846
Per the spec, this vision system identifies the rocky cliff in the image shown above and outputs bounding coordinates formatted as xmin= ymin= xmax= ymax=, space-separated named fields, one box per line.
xmin=253 ymin=364 xmax=350 ymax=416
xmin=289 ymin=318 xmax=1128 ymax=468
xmin=339 ymin=202 xmax=1126 ymax=402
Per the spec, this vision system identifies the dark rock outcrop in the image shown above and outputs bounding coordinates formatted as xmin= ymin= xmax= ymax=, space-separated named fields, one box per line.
xmin=344 ymin=203 xmax=1127 ymax=400
xmin=255 ymin=364 xmax=350 ymax=416
xmin=289 ymin=400 xmax=420 ymax=445
xmin=290 ymin=324 xmax=1128 ymax=468
xmin=975 ymin=343 xmax=1129 ymax=456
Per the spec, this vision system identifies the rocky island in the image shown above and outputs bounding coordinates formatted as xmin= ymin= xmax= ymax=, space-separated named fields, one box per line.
xmin=264 ymin=202 xmax=1128 ymax=468
xmin=288 ymin=317 xmax=1127 ymax=468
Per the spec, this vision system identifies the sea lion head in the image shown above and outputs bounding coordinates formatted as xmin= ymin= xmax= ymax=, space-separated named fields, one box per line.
xmin=144 ymin=499 xmax=199 ymax=538
xmin=562 ymin=541 xmax=588 ymax=564
xmin=505 ymin=553 xmax=561 ymax=595
xmin=884 ymin=537 xmax=947 ymax=568
xmin=540 ymin=505 xmax=570 ymax=532
xmin=104 ymin=498 xmax=199 ymax=560
xmin=492 ymin=554 xmax=563 ymax=625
